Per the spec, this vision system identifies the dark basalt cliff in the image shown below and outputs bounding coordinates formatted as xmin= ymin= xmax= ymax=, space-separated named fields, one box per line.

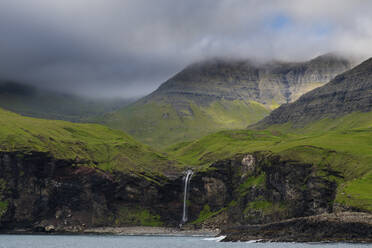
xmin=187 ymin=152 xmax=338 ymax=228
xmin=256 ymin=57 xmax=372 ymax=127
xmin=221 ymin=212 xmax=372 ymax=242
xmin=1 ymin=150 xmax=369 ymax=241
xmin=0 ymin=151 xmax=185 ymax=232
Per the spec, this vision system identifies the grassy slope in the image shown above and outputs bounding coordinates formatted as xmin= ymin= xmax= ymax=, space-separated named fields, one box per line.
xmin=103 ymin=99 xmax=270 ymax=148
xmin=0 ymin=108 xmax=178 ymax=174
xmin=167 ymin=111 xmax=372 ymax=212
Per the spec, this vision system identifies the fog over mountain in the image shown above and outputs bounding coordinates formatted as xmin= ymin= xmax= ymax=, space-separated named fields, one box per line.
xmin=0 ymin=0 xmax=371 ymax=97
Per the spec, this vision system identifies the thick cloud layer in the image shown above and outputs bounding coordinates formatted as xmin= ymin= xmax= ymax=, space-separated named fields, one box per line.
xmin=0 ymin=0 xmax=371 ymax=97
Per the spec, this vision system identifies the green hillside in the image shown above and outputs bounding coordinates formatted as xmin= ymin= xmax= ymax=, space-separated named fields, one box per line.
xmin=168 ymin=112 xmax=372 ymax=212
xmin=103 ymin=98 xmax=269 ymax=148
xmin=0 ymin=108 xmax=178 ymax=174
xmin=103 ymin=54 xmax=352 ymax=148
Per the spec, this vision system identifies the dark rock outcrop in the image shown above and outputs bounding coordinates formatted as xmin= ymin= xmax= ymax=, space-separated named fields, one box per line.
xmin=221 ymin=212 xmax=372 ymax=243
xmin=186 ymin=152 xmax=338 ymax=228
xmin=0 ymin=151 xmax=184 ymax=232
xmin=256 ymin=57 xmax=372 ymax=127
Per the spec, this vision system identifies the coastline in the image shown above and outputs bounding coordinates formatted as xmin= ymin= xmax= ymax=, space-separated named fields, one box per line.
xmin=82 ymin=226 xmax=219 ymax=236
xmin=220 ymin=212 xmax=372 ymax=243
xmin=1 ymin=226 xmax=219 ymax=237
xmin=2 ymin=212 xmax=371 ymax=243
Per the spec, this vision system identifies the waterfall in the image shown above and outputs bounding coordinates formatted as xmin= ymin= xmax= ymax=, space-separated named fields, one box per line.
xmin=181 ymin=169 xmax=193 ymax=224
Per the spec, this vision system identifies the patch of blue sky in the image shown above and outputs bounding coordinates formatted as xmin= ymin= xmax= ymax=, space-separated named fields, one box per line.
xmin=266 ymin=14 xmax=292 ymax=30
xmin=312 ymin=24 xmax=333 ymax=37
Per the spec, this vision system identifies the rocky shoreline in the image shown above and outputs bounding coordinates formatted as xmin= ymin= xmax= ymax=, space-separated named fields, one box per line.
xmin=83 ymin=226 xmax=219 ymax=236
xmin=1 ymin=226 xmax=219 ymax=237
xmin=221 ymin=212 xmax=372 ymax=243
xmin=2 ymin=212 xmax=372 ymax=243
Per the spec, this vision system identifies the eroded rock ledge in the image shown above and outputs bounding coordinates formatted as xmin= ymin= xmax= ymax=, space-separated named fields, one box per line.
xmin=221 ymin=212 xmax=372 ymax=243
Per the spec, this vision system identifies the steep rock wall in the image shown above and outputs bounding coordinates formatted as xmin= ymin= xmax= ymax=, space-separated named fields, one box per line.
xmin=186 ymin=152 xmax=338 ymax=228
xmin=0 ymin=151 xmax=184 ymax=231
xmin=0 ymin=151 xmax=341 ymax=232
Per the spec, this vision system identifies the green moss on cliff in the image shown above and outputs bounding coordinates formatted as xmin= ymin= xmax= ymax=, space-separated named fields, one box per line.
xmin=0 ymin=201 xmax=8 ymax=218
xmin=191 ymin=204 xmax=225 ymax=224
xmin=239 ymin=174 xmax=266 ymax=196
xmin=115 ymin=206 xmax=163 ymax=226
xmin=0 ymin=179 xmax=8 ymax=218
xmin=245 ymin=200 xmax=272 ymax=212
xmin=242 ymin=200 xmax=288 ymax=222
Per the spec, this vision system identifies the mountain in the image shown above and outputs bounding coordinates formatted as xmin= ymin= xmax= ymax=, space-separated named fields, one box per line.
xmin=0 ymin=81 xmax=134 ymax=122
xmin=256 ymin=57 xmax=372 ymax=127
xmin=167 ymin=58 xmax=372 ymax=214
xmin=1 ymin=83 xmax=371 ymax=236
xmin=103 ymin=53 xmax=353 ymax=147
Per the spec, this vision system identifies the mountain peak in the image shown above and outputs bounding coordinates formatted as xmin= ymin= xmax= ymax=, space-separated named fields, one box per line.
xmin=255 ymin=57 xmax=372 ymax=128
xmin=104 ymin=54 xmax=353 ymax=147
xmin=156 ymin=53 xmax=352 ymax=104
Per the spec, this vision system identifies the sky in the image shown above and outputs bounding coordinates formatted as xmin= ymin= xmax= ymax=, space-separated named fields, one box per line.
xmin=0 ymin=0 xmax=372 ymax=98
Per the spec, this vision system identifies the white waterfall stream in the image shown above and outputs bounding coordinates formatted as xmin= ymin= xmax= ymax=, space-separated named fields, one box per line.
xmin=181 ymin=169 xmax=193 ymax=224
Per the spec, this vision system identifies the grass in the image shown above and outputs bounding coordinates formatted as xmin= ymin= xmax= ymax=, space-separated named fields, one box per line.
xmin=0 ymin=177 xmax=9 ymax=218
xmin=168 ymin=111 xmax=372 ymax=212
xmin=102 ymin=98 xmax=270 ymax=148
xmin=336 ymin=172 xmax=372 ymax=212
xmin=239 ymin=173 xmax=266 ymax=194
xmin=246 ymin=200 xmax=273 ymax=211
xmin=115 ymin=206 xmax=163 ymax=227
xmin=191 ymin=204 xmax=225 ymax=224
xmin=243 ymin=199 xmax=287 ymax=216
xmin=0 ymin=201 xmax=8 ymax=218
xmin=239 ymin=173 xmax=266 ymax=196
xmin=0 ymin=107 xmax=180 ymax=174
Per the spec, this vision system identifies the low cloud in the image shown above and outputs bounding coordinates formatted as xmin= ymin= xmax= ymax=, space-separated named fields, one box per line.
xmin=0 ymin=0 xmax=371 ymax=97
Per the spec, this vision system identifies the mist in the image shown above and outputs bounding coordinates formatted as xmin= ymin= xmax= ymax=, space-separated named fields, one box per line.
xmin=0 ymin=0 xmax=371 ymax=98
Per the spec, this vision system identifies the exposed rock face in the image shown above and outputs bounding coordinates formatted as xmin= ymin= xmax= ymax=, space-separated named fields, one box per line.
xmin=186 ymin=152 xmax=338 ymax=228
xmin=0 ymin=151 xmax=185 ymax=232
xmin=154 ymin=53 xmax=353 ymax=107
xmin=256 ymin=57 xmax=372 ymax=127
xmin=0 ymin=150 xmax=348 ymax=237
xmin=221 ymin=212 xmax=372 ymax=243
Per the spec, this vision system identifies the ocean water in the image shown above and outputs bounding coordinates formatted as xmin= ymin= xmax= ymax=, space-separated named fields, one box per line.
xmin=0 ymin=235 xmax=370 ymax=248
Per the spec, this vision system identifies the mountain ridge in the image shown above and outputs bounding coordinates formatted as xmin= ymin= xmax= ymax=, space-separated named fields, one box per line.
xmin=255 ymin=57 xmax=372 ymax=128
xmin=155 ymin=53 xmax=353 ymax=105
xmin=103 ymin=53 xmax=353 ymax=147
